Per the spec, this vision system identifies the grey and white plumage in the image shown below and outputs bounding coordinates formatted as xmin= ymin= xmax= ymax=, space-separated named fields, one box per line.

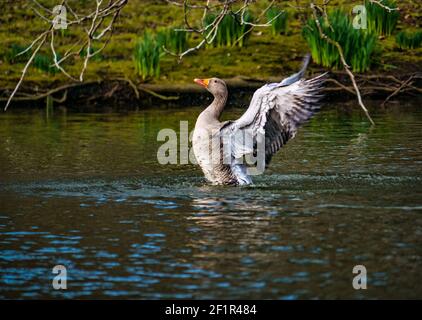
xmin=192 ymin=55 xmax=326 ymax=186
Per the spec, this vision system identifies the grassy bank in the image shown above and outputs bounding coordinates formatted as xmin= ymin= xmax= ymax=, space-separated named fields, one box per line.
xmin=0 ymin=0 xmax=421 ymax=99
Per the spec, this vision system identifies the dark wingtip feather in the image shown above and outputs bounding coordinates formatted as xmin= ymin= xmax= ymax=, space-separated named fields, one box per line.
xmin=305 ymin=72 xmax=329 ymax=92
xmin=279 ymin=53 xmax=311 ymax=87
xmin=295 ymin=72 xmax=328 ymax=113
xmin=299 ymin=53 xmax=311 ymax=78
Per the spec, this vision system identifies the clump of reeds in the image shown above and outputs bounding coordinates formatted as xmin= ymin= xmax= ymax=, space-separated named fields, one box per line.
xmin=33 ymin=54 xmax=59 ymax=74
xmin=365 ymin=0 xmax=399 ymax=36
xmin=156 ymin=27 xmax=188 ymax=54
xmin=395 ymin=30 xmax=422 ymax=49
xmin=266 ymin=8 xmax=288 ymax=35
xmin=302 ymin=10 xmax=377 ymax=72
xmin=5 ymin=44 xmax=31 ymax=63
xmin=204 ymin=11 xmax=253 ymax=47
xmin=133 ymin=31 xmax=161 ymax=80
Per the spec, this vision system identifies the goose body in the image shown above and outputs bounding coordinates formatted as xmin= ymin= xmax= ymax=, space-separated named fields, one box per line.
xmin=192 ymin=114 xmax=251 ymax=185
xmin=192 ymin=55 xmax=326 ymax=186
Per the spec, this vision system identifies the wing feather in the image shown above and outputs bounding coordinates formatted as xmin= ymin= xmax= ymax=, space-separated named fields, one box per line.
xmin=221 ymin=67 xmax=327 ymax=167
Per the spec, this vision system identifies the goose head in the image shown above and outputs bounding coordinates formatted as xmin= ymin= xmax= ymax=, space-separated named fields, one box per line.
xmin=194 ymin=77 xmax=227 ymax=99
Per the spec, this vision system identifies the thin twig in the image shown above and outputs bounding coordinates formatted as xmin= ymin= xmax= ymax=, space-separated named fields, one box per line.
xmin=382 ymin=75 xmax=414 ymax=107
xmin=4 ymin=33 xmax=48 ymax=111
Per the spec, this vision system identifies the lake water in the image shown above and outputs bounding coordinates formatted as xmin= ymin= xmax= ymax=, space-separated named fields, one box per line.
xmin=0 ymin=101 xmax=421 ymax=299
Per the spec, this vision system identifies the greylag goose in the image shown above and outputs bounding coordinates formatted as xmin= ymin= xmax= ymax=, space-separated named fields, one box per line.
xmin=192 ymin=54 xmax=326 ymax=186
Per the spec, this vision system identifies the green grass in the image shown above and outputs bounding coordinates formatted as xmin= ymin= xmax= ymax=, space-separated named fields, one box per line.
xmin=134 ymin=31 xmax=162 ymax=80
xmin=365 ymin=0 xmax=399 ymax=36
xmin=204 ymin=11 xmax=253 ymax=47
xmin=4 ymin=44 xmax=31 ymax=63
xmin=156 ymin=27 xmax=188 ymax=54
xmin=33 ymin=54 xmax=59 ymax=75
xmin=266 ymin=8 xmax=288 ymax=35
xmin=303 ymin=10 xmax=377 ymax=72
xmin=396 ymin=30 xmax=422 ymax=49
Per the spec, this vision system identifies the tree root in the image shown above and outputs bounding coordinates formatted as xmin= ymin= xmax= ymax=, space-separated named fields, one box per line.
xmin=0 ymin=79 xmax=179 ymax=107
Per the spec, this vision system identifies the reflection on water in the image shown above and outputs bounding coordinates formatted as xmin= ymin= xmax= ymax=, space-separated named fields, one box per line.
xmin=0 ymin=102 xmax=421 ymax=299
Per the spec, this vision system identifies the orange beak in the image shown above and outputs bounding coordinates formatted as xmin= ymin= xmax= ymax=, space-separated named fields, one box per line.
xmin=194 ymin=78 xmax=210 ymax=88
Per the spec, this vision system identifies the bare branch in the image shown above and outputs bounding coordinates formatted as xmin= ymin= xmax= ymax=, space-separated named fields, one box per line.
xmin=4 ymin=0 xmax=128 ymax=109
xmin=50 ymin=30 xmax=78 ymax=81
xmin=382 ymin=75 xmax=414 ymax=106
xmin=4 ymin=33 xmax=48 ymax=111
xmin=166 ymin=0 xmax=287 ymax=59
xmin=369 ymin=0 xmax=399 ymax=12
xmin=310 ymin=2 xmax=375 ymax=125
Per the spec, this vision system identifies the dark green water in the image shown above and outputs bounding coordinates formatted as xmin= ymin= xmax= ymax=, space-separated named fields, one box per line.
xmin=0 ymin=101 xmax=421 ymax=299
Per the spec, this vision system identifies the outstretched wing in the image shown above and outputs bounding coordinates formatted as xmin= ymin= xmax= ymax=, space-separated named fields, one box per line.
xmin=221 ymin=58 xmax=326 ymax=167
